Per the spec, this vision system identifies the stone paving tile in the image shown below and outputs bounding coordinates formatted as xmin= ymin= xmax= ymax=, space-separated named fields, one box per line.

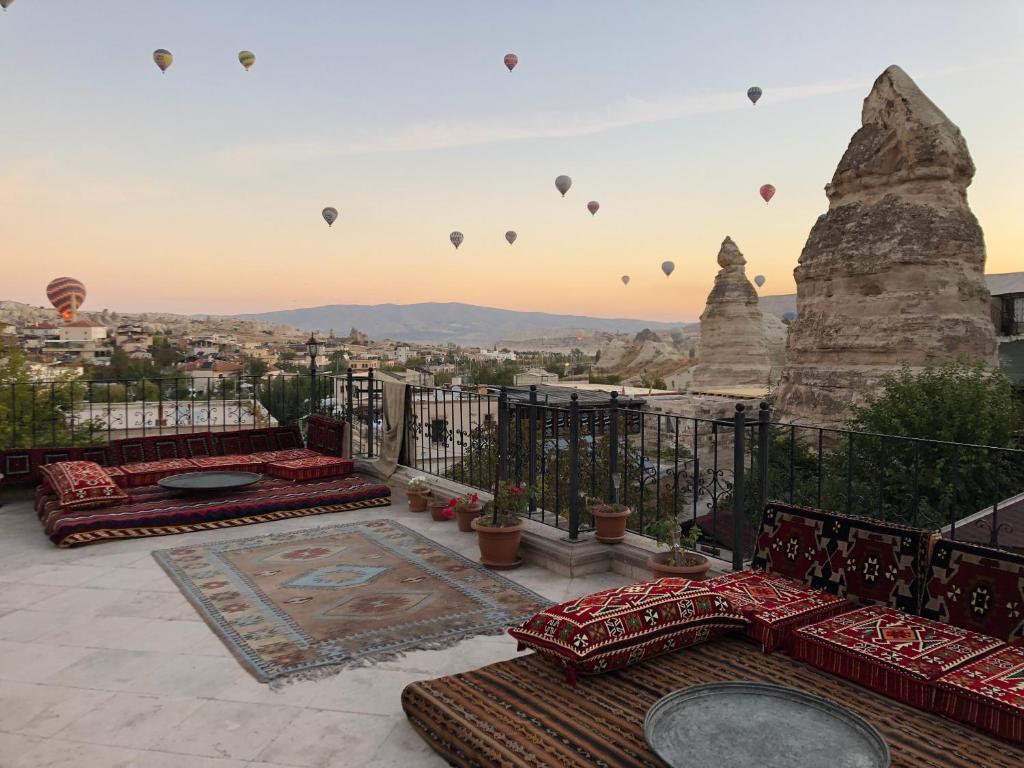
xmin=54 ymin=691 xmax=204 ymax=750
xmin=151 ymin=700 xmax=303 ymax=761
xmin=0 ymin=682 xmax=115 ymax=738
xmin=11 ymin=738 xmax=141 ymax=768
xmin=0 ymin=639 xmax=95 ymax=683
xmin=253 ymin=708 xmax=398 ymax=768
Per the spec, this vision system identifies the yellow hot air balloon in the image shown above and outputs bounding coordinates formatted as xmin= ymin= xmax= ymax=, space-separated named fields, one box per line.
xmin=153 ymin=49 xmax=173 ymax=73
xmin=239 ymin=51 xmax=255 ymax=71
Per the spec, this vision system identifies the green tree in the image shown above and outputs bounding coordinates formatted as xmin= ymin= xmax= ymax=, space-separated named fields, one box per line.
xmin=242 ymin=355 xmax=269 ymax=378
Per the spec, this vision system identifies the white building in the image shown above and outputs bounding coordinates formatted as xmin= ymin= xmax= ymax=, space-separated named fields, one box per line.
xmin=59 ymin=321 xmax=108 ymax=343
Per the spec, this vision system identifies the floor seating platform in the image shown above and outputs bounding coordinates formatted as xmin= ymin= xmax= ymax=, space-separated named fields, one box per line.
xmin=37 ymin=474 xmax=391 ymax=547
xmin=401 ymin=636 xmax=1024 ymax=768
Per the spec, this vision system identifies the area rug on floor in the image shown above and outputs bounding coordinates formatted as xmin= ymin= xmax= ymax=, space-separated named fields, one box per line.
xmin=402 ymin=636 xmax=1024 ymax=768
xmin=154 ymin=519 xmax=551 ymax=683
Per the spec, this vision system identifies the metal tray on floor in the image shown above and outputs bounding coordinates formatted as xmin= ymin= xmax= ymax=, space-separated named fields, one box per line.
xmin=644 ymin=681 xmax=890 ymax=768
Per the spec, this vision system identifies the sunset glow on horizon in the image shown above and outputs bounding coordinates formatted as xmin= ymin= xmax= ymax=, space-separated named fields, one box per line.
xmin=2 ymin=2 xmax=1021 ymax=323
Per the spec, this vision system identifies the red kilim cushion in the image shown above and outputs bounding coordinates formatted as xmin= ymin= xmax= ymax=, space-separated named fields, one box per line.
xmin=507 ymin=578 xmax=748 ymax=683
xmin=705 ymin=570 xmax=853 ymax=652
xmin=934 ymin=644 xmax=1024 ymax=746
xmin=118 ymin=458 xmax=198 ymax=488
xmin=265 ymin=456 xmax=354 ymax=482
xmin=180 ymin=433 xmax=213 ymax=458
xmin=190 ymin=455 xmax=264 ymax=473
xmin=922 ymin=538 xmax=1024 ymax=645
xmin=252 ymin=449 xmax=318 ymax=464
xmin=791 ymin=604 xmax=1005 ymax=709
xmin=152 ymin=438 xmax=182 ymax=461
xmin=38 ymin=461 xmax=129 ymax=510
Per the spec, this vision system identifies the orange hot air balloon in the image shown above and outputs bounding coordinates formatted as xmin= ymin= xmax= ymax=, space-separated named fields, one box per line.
xmin=759 ymin=184 xmax=776 ymax=203
xmin=46 ymin=277 xmax=87 ymax=321
xmin=503 ymin=53 xmax=518 ymax=71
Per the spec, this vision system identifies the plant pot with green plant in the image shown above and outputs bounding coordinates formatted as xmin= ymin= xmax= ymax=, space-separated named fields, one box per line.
xmin=451 ymin=492 xmax=483 ymax=532
xmin=646 ymin=518 xmax=710 ymax=579
xmin=472 ymin=481 xmax=532 ymax=569
xmin=586 ymin=497 xmax=631 ymax=544
xmin=406 ymin=476 xmax=431 ymax=513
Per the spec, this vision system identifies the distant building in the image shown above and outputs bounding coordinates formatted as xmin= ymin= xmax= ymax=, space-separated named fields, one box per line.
xmin=182 ymin=359 xmax=245 ymax=393
xmin=513 ymin=368 xmax=559 ymax=386
xmin=988 ymin=273 xmax=1024 ymax=339
xmin=59 ymin=321 xmax=108 ymax=343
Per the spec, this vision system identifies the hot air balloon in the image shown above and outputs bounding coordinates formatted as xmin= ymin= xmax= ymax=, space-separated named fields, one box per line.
xmin=153 ymin=49 xmax=173 ymax=73
xmin=555 ymin=175 xmax=572 ymax=197
xmin=759 ymin=184 xmax=776 ymax=204
xmin=587 ymin=201 xmax=600 ymax=216
xmin=621 ymin=275 xmax=630 ymax=286
xmin=505 ymin=231 xmax=517 ymax=245
xmin=783 ymin=311 xmax=797 ymax=322
xmin=450 ymin=231 xmax=464 ymax=249
xmin=0 ymin=1 xmax=15 ymax=10
xmin=503 ymin=53 xmax=518 ymax=72
xmin=747 ymin=86 xmax=762 ymax=105
xmin=754 ymin=275 xmax=766 ymax=288
xmin=661 ymin=261 xmax=675 ymax=278
xmin=46 ymin=277 xmax=86 ymax=321
xmin=238 ymin=51 xmax=255 ymax=71
xmin=818 ymin=212 xmax=829 ymax=222
xmin=322 ymin=207 xmax=338 ymax=227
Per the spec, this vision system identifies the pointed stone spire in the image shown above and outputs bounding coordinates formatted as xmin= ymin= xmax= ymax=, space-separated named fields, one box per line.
xmin=690 ymin=237 xmax=776 ymax=390
xmin=773 ymin=66 xmax=997 ymax=426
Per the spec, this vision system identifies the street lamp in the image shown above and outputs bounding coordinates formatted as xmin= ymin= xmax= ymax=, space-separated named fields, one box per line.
xmin=306 ymin=333 xmax=321 ymax=412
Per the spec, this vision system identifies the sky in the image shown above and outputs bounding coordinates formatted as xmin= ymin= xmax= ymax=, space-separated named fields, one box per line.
xmin=1 ymin=1 xmax=1022 ymax=322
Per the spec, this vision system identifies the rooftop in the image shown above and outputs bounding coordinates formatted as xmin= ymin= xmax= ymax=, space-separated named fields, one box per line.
xmin=0 ymin=485 xmax=628 ymax=768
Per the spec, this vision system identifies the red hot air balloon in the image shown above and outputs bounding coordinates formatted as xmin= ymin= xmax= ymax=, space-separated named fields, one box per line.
xmin=46 ymin=277 xmax=87 ymax=321
xmin=587 ymin=201 xmax=600 ymax=215
xmin=759 ymin=184 xmax=776 ymax=204
xmin=503 ymin=53 xmax=518 ymax=71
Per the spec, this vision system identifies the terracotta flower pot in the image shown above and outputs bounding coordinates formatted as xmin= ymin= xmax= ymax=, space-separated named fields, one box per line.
xmin=407 ymin=490 xmax=430 ymax=513
xmin=472 ymin=517 xmax=524 ymax=569
xmin=646 ymin=550 xmax=711 ymax=580
xmin=589 ymin=505 xmax=631 ymax=544
xmin=455 ymin=502 xmax=483 ymax=533
xmin=429 ymin=500 xmax=453 ymax=522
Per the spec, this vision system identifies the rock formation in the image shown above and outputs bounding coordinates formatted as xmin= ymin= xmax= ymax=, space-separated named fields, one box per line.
xmin=774 ymin=65 xmax=997 ymax=427
xmin=690 ymin=237 xmax=775 ymax=390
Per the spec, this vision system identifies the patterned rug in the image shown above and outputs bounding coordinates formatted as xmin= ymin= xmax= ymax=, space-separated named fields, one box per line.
xmin=154 ymin=519 xmax=550 ymax=683
xmin=402 ymin=635 xmax=1024 ymax=768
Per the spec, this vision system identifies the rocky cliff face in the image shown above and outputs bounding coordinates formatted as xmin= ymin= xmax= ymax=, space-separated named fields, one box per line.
xmin=773 ymin=66 xmax=997 ymax=427
xmin=690 ymin=237 xmax=774 ymax=390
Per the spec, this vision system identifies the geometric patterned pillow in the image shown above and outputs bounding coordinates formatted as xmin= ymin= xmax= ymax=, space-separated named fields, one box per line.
xmin=922 ymin=539 xmax=1024 ymax=644
xmin=508 ymin=578 xmax=747 ymax=683
xmin=933 ymin=644 xmax=1024 ymax=746
xmin=270 ymin=426 xmax=302 ymax=450
xmin=38 ymin=461 xmax=129 ymax=510
xmin=180 ymin=433 xmax=213 ymax=458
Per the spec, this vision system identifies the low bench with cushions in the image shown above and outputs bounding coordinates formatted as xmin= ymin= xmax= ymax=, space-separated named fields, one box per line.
xmin=705 ymin=502 xmax=930 ymax=651
xmin=792 ymin=538 xmax=1024 ymax=734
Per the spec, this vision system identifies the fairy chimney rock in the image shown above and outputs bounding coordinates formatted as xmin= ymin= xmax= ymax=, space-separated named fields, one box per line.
xmin=773 ymin=65 xmax=997 ymax=427
xmin=690 ymin=237 xmax=774 ymax=390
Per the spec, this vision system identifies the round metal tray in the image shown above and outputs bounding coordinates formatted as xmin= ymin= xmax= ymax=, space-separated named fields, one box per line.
xmin=157 ymin=471 xmax=262 ymax=493
xmin=644 ymin=682 xmax=890 ymax=768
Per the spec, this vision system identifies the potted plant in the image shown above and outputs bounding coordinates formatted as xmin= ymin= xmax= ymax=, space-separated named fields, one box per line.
xmin=428 ymin=496 xmax=454 ymax=522
xmin=451 ymin=492 xmax=483 ymax=532
xmin=406 ymin=476 xmax=431 ymax=513
xmin=472 ymin=481 xmax=531 ymax=569
xmin=646 ymin=518 xmax=710 ymax=579
xmin=585 ymin=497 xmax=631 ymax=544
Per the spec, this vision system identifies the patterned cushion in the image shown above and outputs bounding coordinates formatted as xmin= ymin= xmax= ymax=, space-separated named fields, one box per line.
xmin=190 ymin=455 xmax=264 ymax=473
xmin=118 ymin=458 xmax=198 ymax=488
xmin=270 ymin=426 xmax=302 ymax=450
xmin=266 ymin=456 xmax=354 ymax=482
xmin=151 ymin=438 xmax=182 ymax=461
xmin=211 ymin=431 xmax=249 ymax=456
xmin=248 ymin=432 xmax=273 ymax=453
xmin=110 ymin=438 xmax=149 ymax=465
xmin=704 ymin=570 xmax=852 ymax=652
xmin=753 ymin=502 xmax=929 ymax=613
xmin=180 ymin=433 xmax=213 ymax=458
xmin=38 ymin=461 xmax=129 ymax=510
xmin=922 ymin=539 xmax=1024 ymax=644
xmin=252 ymin=449 xmax=318 ymax=464
xmin=791 ymin=605 xmax=1005 ymax=708
xmin=307 ymin=415 xmax=350 ymax=457
xmin=934 ymin=645 xmax=1024 ymax=745
xmin=105 ymin=466 xmax=127 ymax=488
xmin=507 ymin=578 xmax=748 ymax=682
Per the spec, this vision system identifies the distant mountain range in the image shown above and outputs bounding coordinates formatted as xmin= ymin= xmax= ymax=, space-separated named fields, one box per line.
xmin=238 ymin=302 xmax=690 ymax=345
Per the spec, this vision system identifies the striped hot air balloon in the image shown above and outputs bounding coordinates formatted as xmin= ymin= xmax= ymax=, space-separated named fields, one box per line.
xmin=238 ymin=51 xmax=255 ymax=71
xmin=153 ymin=49 xmax=173 ymax=73
xmin=46 ymin=277 xmax=87 ymax=321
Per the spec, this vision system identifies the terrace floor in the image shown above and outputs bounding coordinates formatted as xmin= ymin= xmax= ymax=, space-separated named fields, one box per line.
xmin=0 ymin=487 xmax=631 ymax=768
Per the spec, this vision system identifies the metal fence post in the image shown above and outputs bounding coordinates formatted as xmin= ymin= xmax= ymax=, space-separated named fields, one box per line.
xmin=758 ymin=401 xmax=770 ymax=510
xmin=345 ymin=368 xmax=354 ymax=428
xmin=567 ymin=393 xmax=581 ymax=541
xmin=497 ymin=388 xmax=509 ymax=493
xmin=528 ymin=385 xmax=538 ymax=514
xmin=732 ymin=403 xmax=747 ymax=572
xmin=608 ymin=391 xmax=619 ymax=503
xmin=366 ymin=369 xmax=375 ymax=458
